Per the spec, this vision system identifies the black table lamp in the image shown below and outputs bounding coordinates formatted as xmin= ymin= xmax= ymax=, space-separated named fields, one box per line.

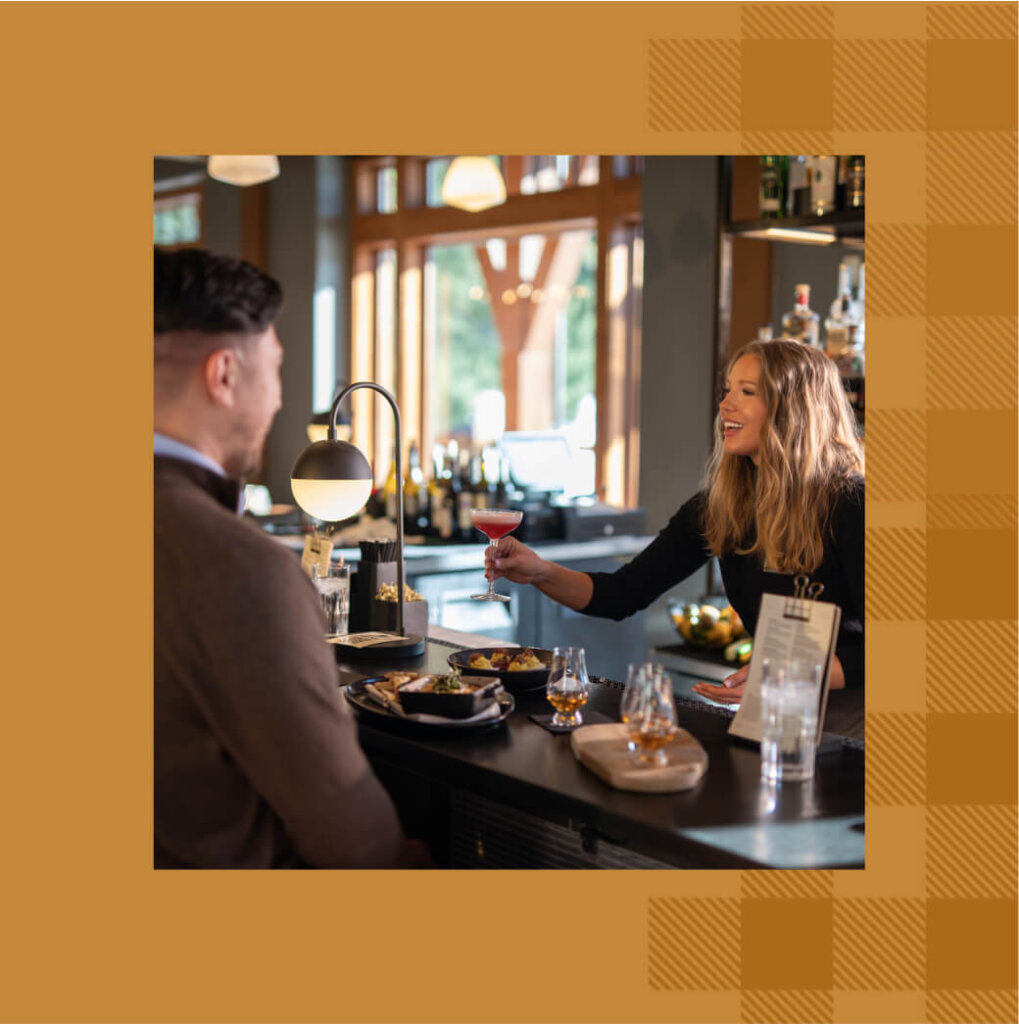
xmin=290 ymin=381 xmax=425 ymax=658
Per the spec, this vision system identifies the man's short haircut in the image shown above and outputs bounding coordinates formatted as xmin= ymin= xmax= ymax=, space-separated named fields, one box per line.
xmin=154 ymin=247 xmax=283 ymax=335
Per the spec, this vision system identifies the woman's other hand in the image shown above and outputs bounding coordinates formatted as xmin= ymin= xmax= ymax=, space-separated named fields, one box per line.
xmin=692 ymin=663 xmax=748 ymax=705
xmin=691 ymin=654 xmax=845 ymax=705
xmin=484 ymin=535 xmax=546 ymax=585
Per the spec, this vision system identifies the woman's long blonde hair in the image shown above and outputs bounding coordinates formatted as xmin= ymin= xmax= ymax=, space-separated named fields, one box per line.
xmin=703 ymin=339 xmax=864 ymax=573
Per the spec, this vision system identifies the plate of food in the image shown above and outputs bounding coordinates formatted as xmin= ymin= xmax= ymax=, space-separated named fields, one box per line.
xmin=343 ymin=671 xmax=515 ymax=730
xmin=446 ymin=647 xmax=553 ymax=693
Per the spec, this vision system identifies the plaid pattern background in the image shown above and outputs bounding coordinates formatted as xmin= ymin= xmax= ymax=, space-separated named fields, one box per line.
xmin=647 ymin=5 xmax=1017 ymax=1023
xmin=1 ymin=3 xmax=1014 ymax=1022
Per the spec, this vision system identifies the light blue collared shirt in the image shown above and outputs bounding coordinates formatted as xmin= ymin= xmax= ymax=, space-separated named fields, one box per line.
xmin=154 ymin=433 xmax=244 ymax=514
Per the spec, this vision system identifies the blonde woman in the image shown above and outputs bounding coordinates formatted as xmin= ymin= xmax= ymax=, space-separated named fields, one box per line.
xmin=485 ymin=339 xmax=865 ymax=700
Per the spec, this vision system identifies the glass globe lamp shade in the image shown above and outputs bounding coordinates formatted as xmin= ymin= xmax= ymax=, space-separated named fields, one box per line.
xmin=290 ymin=440 xmax=373 ymax=521
xmin=441 ymin=156 xmax=506 ymax=212
xmin=207 ymin=155 xmax=280 ymax=187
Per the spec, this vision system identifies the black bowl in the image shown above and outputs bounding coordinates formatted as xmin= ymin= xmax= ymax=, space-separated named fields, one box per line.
xmin=446 ymin=647 xmax=553 ymax=694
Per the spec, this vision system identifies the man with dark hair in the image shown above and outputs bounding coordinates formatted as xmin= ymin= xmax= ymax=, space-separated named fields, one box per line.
xmin=154 ymin=247 xmax=414 ymax=868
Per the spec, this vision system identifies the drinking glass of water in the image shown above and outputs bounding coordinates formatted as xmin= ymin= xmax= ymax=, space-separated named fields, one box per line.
xmin=312 ymin=562 xmax=350 ymax=638
xmin=759 ymin=658 xmax=822 ymax=783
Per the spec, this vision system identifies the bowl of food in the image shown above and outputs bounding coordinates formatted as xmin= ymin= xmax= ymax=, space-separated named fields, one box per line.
xmin=446 ymin=647 xmax=553 ymax=693
xmin=397 ymin=673 xmax=501 ymax=718
xmin=669 ymin=602 xmax=752 ymax=662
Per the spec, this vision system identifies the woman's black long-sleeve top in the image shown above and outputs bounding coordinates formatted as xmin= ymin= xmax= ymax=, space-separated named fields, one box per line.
xmin=582 ymin=476 xmax=865 ymax=688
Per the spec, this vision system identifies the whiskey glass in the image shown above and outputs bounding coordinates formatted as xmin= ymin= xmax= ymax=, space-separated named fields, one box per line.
xmin=624 ymin=667 xmax=678 ymax=768
xmin=621 ymin=662 xmax=662 ymax=750
xmin=545 ymin=646 xmax=590 ymax=728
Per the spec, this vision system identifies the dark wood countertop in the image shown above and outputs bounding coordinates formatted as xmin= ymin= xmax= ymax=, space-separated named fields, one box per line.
xmin=335 ymin=637 xmax=865 ymax=869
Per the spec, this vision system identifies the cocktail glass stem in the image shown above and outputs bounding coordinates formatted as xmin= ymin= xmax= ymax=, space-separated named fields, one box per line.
xmin=485 ymin=538 xmax=499 ymax=598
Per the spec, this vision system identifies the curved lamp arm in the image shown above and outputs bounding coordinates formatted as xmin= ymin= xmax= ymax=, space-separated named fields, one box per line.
xmin=330 ymin=382 xmax=406 ymax=637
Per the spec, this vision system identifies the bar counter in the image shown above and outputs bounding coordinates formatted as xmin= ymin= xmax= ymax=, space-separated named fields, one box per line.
xmin=335 ymin=634 xmax=865 ymax=870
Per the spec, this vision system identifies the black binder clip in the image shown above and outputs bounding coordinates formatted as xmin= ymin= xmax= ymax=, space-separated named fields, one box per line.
xmin=784 ymin=574 xmax=825 ymax=621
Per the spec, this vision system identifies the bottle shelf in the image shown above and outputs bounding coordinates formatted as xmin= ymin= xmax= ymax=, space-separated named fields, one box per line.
xmin=725 ymin=210 xmax=864 ymax=241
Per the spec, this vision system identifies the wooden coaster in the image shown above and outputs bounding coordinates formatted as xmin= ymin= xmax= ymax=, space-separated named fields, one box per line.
xmin=570 ymin=723 xmax=708 ymax=793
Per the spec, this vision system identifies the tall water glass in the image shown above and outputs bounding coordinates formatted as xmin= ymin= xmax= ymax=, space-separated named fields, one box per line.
xmin=759 ymin=658 xmax=821 ymax=783
xmin=546 ymin=646 xmax=590 ymax=728
xmin=312 ymin=563 xmax=350 ymax=638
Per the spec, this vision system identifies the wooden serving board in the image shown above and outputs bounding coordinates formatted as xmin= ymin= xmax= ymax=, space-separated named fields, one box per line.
xmin=571 ymin=723 xmax=708 ymax=793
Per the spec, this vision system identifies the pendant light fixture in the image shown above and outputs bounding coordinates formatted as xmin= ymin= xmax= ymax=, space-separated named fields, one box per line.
xmin=291 ymin=381 xmax=425 ymax=658
xmin=207 ymin=155 xmax=280 ymax=187
xmin=440 ymin=156 xmax=507 ymax=212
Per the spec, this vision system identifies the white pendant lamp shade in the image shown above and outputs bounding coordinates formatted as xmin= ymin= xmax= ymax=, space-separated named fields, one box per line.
xmin=291 ymin=439 xmax=373 ymax=522
xmin=207 ymin=155 xmax=280 ymax=187
xmin=441 ymin=156 xmax=507 ymax=212
xmin=291 ymin=476 xmax=372 ymax=522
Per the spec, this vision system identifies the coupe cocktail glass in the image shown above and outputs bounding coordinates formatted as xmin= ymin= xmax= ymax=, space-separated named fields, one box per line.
xmin=469 ymin=507 xmax=523 ymax=603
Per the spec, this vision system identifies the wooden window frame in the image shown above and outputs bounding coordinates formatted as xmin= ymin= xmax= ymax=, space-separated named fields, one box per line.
xmin=350 ymin=156 xmax=642 ymax=505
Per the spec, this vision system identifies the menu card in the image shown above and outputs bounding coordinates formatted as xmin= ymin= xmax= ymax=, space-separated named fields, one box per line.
xmin=728 ymin=591 xmax=841 ymax=746
xmin=301 ymin=534 xmax=333 ymax=577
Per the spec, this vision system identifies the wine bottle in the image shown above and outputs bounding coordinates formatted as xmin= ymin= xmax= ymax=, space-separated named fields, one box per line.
xmin=846 ymin=155 xmax=865 ymax=209
xmin=809 ymin=155 xmax=837 ymax=216
xmin=429 ymin=445 xmax=454 ymax=541
xmin=455 ymin=450 xmax=474 ymax=541
xmin=402 ymin=441 xmax=423 ymax=537
xmin=473 ymin=452 xmax=492 ymax=511
xmin=494 ymin=450 xmax=508 ymax=507
xmin=382 ymin=447 xmax=398 ymax=523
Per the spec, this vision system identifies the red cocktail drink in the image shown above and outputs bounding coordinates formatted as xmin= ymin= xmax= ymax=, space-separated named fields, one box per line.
xmin=470 ymin=508 xmax=523 ymax=602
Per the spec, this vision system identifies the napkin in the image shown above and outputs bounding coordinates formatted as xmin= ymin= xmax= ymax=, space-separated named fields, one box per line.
xmin=364 ymin=684 xmax=503 ymax=725
xmin=529 ymin=710 xmax=614 ymax=734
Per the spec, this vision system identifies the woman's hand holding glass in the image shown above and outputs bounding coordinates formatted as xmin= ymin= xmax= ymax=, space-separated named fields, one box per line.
xmin=484 ymin=535 xmax=546 ymax=586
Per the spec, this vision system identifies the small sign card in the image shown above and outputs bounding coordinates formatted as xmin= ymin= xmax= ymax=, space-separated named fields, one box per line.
xmin=327 ymin=632 xmax=410 ymax=648
xmin=301 ymin=534 xmax=333 ymax=577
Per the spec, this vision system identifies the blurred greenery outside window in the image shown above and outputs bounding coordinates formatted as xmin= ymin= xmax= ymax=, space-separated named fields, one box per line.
xmin=377 ymin=166 xmax=398 ymax=213
xmin=154 ymin=190 xmax=201 ymax=247
xmin=425 ymin=230 xmax=597 ymax=493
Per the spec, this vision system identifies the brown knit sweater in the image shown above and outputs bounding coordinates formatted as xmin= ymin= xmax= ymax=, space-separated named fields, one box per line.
xmin=154 ymin=456 xmax=405 ymax=868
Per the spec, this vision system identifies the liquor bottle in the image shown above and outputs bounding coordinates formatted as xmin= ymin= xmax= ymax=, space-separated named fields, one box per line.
xmin=809 ymin=156 xmax=837 ymax=216
xmin=787 ymin=155 xmax=809 ymax=216
xmin=759 ymin=156 xmax=787 ymax=219
xmin=834 ymin=156 xmax=848 ymax=211
xmin=429 ymin=445 xmax=455 ymax=541
xmin=494 ymin=451 xmax=508 ymax=507
xmin=780 ymin=284 xmax=820 ymax=348
xmin=402 ymin=441 xmax=423 ymax=537
xmin=382 ymin=448 xmax=398 ymax=523
xmin=846 ymin=155 xmax=865 ymax=209
xmin=455 ymin=450 xmax=474 ymax=541
xmin=363 ymin=478 xmax=383 ymax=519
xmin=824 ymin=293 xmax=853 ymax=359
xmin=852 ymin=263 xmax=865 ymax=366
xmin=473 ymin=451 xmax=493 ymax=511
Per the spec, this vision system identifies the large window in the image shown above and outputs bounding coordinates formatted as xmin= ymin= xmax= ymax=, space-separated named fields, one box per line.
xmin=153 ymin=187 xmax=202 ymax=248
xmin=350 ymin=155 xmax=642 ymax=505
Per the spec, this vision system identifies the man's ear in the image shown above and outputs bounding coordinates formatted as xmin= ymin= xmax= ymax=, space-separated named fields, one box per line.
xmin=203 ymin=348 xmax=239 ymax=408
